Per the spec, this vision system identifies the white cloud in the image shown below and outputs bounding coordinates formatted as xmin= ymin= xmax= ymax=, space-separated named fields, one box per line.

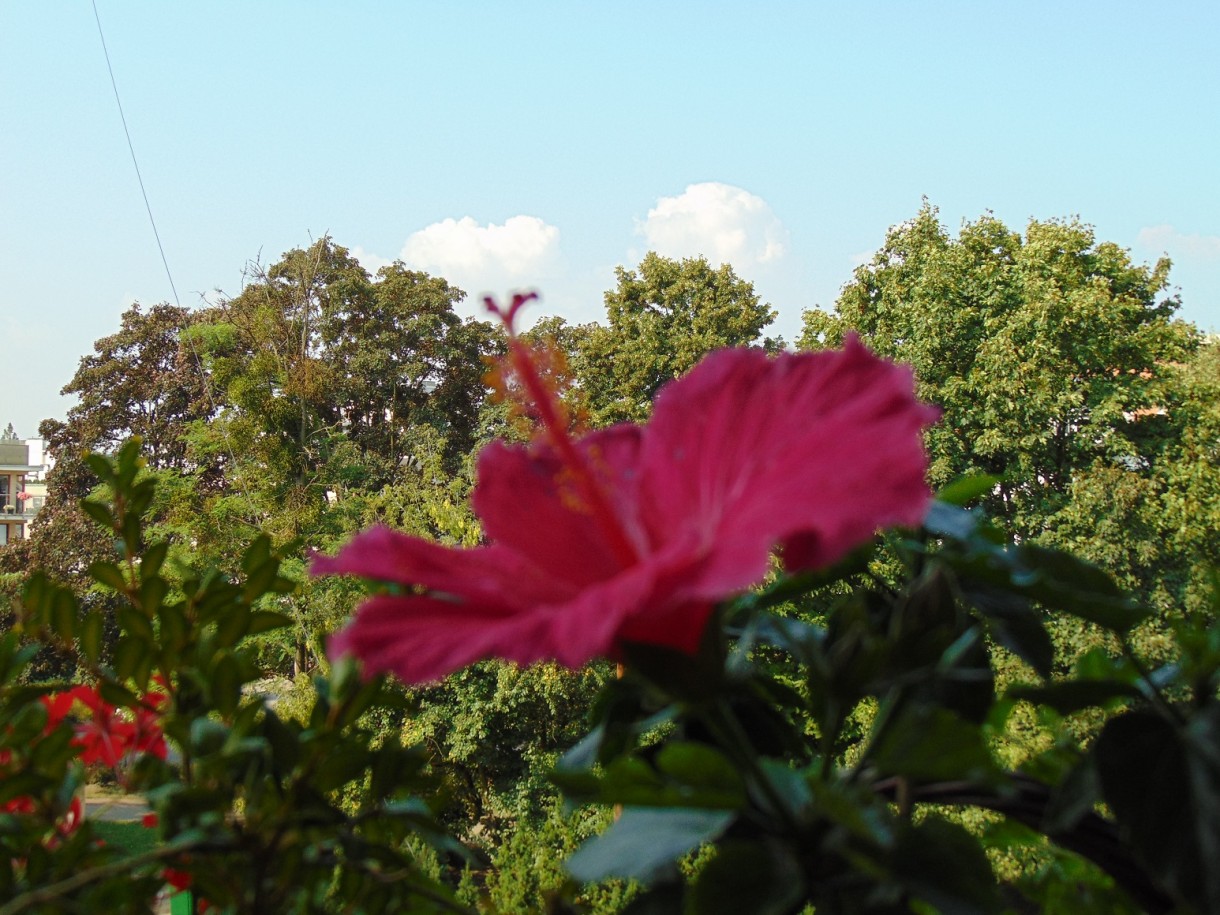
xmin=350 ymin=245 xmax=392 ymax=277
xmin=849 ymin=249 xmax=875 ymax=269
xmin=637 ymin=182 xmax=789 ymax=269
xmin=399 ymin=215 xmax=560 ymax=295
xmin=1136 ymin=225 xmax=1220 ymax=262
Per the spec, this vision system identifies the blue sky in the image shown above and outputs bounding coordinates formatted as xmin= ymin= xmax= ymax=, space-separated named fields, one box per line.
xmin=3 ymin=2 xmax=1218 ymax=439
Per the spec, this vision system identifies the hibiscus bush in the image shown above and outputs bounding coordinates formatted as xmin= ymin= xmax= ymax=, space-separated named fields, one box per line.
xmin=2 ymin=299 xmax=1217 ymax=914
xmin=2 ymin=441 xmax=469 ymax=914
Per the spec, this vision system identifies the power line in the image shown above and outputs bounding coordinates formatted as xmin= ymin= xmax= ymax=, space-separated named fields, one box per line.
xmin=91 ymin=0 xmax=180 ymax=308
xmin=91 ymin=2 xmax=261 ymax=531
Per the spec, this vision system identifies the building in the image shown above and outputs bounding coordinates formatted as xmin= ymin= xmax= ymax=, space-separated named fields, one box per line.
xmin=0 ymin=424 xmax=43 ymax=545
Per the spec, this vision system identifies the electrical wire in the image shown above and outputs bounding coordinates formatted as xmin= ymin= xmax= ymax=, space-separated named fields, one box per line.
xmin=91 ymin=0 xmax=180 ymax=309
xmin=91 ymin=1 xmax=260 ymax=531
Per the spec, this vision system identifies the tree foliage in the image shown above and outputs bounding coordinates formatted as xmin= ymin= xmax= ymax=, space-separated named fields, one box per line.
xmin=799 ymin=204 xmax=1198 ymax=533
xmin=3 ymin=222 xmax=1216 ymax=913
xmin=579 ymin=253 xmax=780 ymax=424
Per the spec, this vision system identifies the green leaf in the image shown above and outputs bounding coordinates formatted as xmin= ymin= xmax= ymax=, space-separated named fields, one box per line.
xmin=621 ymin=639 xmax=724 ymax=703
xmin=79 ymin=612 xmax=104 ymax=663
xmin=241 ymin=535 xmax=273 ymax=574
xmin=689 ymin=839 xmax=804 ymax=915
xmin=139 ymin=541 xmax=169 ymax=579
xmin=566 ymin=807 xmax=734 ymax=883
xmin=936 ymin=475 xmax=1002 ymax=507
xmin=49 ymin=590 xmax=77 ymax=640
xmin=242 ymin=559 xmax=282 ymax=603
xmin=117 ymin=605 xmax=154 ymax=643
xmin=892 ymin=816 xmax=1002 ymax=914
xmin=871 ymin=705 xmax=1000 ymax=784
xmin=965 ymin=587 xmax=1054 ymax=678
xmin=247 ymin=610 xmax=292 ymax=635
xmin=654 ymin=742 xmax=743 ymax=795
xmin=210 ymin=653 xmax=243 ymax=718
xmin=89 ymin=561 xmax=128 ymax=592
xmin=139 ymin=576 xmax=169 ymax=613
xmin=80 ymin=499 xmax=115 ymax=530
xmin=554 ymin=753 xmax=743 ymax=809
xmin=212 ymin=602 xmax=251 ymax=648
xmin=757 ymin=759 xmax=814 ymax=821
xmin=1017 ymin=546 xmax=1149 ymax=634
xmin=808 ymin=777 xmax=893 ymax=845
xmin=743 ymin=614 xmax=826 ymax=665
xmin=924 ymin=501 xmax=979 ymax=540
xmin=98 ymin=680 xmax=138 ymax=709
xmin=1042 ymin=757 xmax=1102 ymax=834
xmin=1008 ymin=680 xmax=1141 ymax=715
xmin=113 ymin=636 xmax=145 ymax=682
xmin=84 ymin=453 xmax=115 ymax=482
xmin=1095 ymin=708 xmax=1220 ymax=912
xmin=157 ymin=601 xmax=189 ymax=652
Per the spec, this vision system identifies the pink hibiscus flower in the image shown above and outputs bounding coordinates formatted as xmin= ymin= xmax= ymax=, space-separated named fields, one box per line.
xmin=315 ymin=294 xmax=937 ymax=684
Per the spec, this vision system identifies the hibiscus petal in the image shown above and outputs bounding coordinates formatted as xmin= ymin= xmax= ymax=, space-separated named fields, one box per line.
xmin=330 ymin=590 xmax=617 ymax=684
xmin=642 ymin=338 xmax=937 ymax=597
xmin=329 ymin=550 xmax=690 ymax=684
xmin=310 ymin=525 xmax=570 ymax=611
xmin=472 ymin=426 xmax=647 ymax=586
xmin=321 ymin=337 xmax=936 ymax=682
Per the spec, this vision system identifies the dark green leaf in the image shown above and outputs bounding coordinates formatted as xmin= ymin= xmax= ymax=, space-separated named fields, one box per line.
xmin=566 ymin=807 xmax=733 ymax=883
xmin=1009 ymin=680 xmax=1142 ymax=715
xmin=937 ymin=476 xmax=1002 ymax=507
xmin=965 ymin=587 xmax=1054 ymax=678
xmin=139 ymin=541 xmax=169 ymax=579
xmin=744 ymin=614 xmax=826 ymax=665
xmin=210 ymin=653 xmax=243 ymax=718
xmin=246 ymin=611 xmax=292 ymax=635
xmin=871 ymin=705 xmax=1000 ymax=784
xmin=1042 ymin=757 xmax=1101 ymax=834
xmin=89 ymin=561 xmax=128 ymax=592
xmin=49 ymin=590 xmax=77 ymax=640
xmin=925 ymin=501 xmax=979 ymax=539
xmin=892 ymin=817 xmax=1002 ymax=914
xmin=117 ymin=605 xmax=154 ymax=643
xmin=1017 ymin=546 xmax=1149 ymax=634
xmin=98 ymin=680 xmax=138 ymax=709
xmin=79 ymin=612 xmax=104 ymax=663
xmin=689 ymin=840 xmax=804 ymax=915
xmin=1096 ymin=708 xmax=1220 ymax=912
xmin=80 ymin=499 xmax=114 ymax=530
xmin=212 ymin=602 xmax=251 ymax=648
xmin=654 ymin=742 xmax=743 ymax=795
xmin=113 ymin=636 xmax=145 ymax=682
xmin=84 ymin=453 xmax=115 ymax=481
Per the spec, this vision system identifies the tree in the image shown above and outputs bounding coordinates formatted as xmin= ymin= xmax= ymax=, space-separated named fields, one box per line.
xmin=47 ymin=302 xmax=211 ymax=470
xmin=1041 ymin=337 xmax=1220 ymax=619
xmin=34 ymin=300 xmax=213 ymax=554
xmin=579 ymin=253 xmax=780 ymax=424
xmin=189 ymin=240 xmax=501 ymax=549
xmin=325 ymin=262 xmax=500 ymax=475
xmin=1 ymin=303 xmax=213 ymax=676
xmin=198 ymin=238 xmax=370 ymax=506
xmin=799 ymin=204 xmax=1199 ymax=534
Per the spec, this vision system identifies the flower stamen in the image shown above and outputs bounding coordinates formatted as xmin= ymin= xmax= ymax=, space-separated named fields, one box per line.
xmin=486 ymin=294 xmax=641 ymax=567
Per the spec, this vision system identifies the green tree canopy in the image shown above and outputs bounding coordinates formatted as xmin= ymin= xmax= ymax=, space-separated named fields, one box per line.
xmin=191 ymin=239 xmax=500 ymax=544
xmin=578 ymin=253 xmax=779 ymax=424
xmin=799 ymin=204 xmax=1198 ymax=533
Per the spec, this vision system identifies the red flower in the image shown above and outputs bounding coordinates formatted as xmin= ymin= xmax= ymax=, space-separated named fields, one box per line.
xmin=163 ymin=867 xmax=193 ymax=892
xmin=315 ymin=296 xmax=937 ymax=684
xmin=40 ymin=684 xmax=168 ymax=766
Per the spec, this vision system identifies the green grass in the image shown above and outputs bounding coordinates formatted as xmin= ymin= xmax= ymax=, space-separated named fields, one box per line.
xmin=92 ymin=818 xmax=160 ymax=858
